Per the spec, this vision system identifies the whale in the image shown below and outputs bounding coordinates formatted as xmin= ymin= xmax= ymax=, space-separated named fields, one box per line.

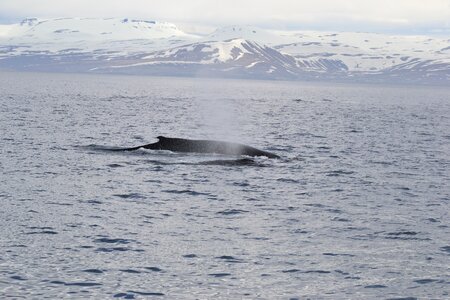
xmin=117 ymin=136 xmax=280 ymax=159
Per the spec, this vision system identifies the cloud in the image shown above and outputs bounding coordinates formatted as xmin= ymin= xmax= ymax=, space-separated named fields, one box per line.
xmin=0 ymin=0 xmax=449 ymax=34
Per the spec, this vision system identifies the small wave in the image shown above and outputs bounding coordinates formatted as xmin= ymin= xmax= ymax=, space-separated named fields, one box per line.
xmin=95 ymin=247 xmax=129 ymax=252
xmin=144 ymin=267 xmax=163 ymax=272
xmin=303 ymin=270 xmax=331 ymax=274
xmin=386 ymin=231 xmax=418 ymax=236
xmin=119 ymin=269 xmax=141 ymax=274
xmin=208 ymin=273 xmax=231 ymax=277
xmin=49 ymin=281 xmax=102 ymax=287
xmin=326 ymin=170 xmax=355 ymax=176
xmin=107 ymin=163 xmax=124 ymax=168
xmin=304 ymin=203 xmax=327 ymax=208
xmin=114 ymin=293 xmax=134 ymax=298
xmin=440 ymin=246 xmax=450 ymax=254
xmin=127 ymin=291 xmax=165 ymax=296
xmin=183 ymin=254 xmax=197 ymax=258
xmin=163 ymin=189 xmax=210 ymax=196
xmin=78 ymin=144 xmax=124 ymax=151
xmin=28 ymin=226 xmax=54 ymax=230
xmin=95 ymin=247 xmax=144 ymax=253
xmin=83 ymin=199 xmax=103 ymax=205
xmin=413 ymin=279 xmax=438 ymax=284
xmin=196 ymin=158 xmax=259 ymax=166
xmin=364 ymin=285 xmax=387 ymax=288
xmin=348 ymin=129 xmax=363 ymax=133
xmin=26 ymin=230 xmax=58 ymax=235
xmin=281 ymin=269 xmax=300 ymax=273
xmin=103 ymin=95 xmax=138 ymax=101
xmin=281 ymin=269 xmax=331 ymax=274
xmin=370 ymin=160 xmax=393 ymax=165
xmin=84 ymin=144 xmax=269 ymax=166
xmin=380 ymin=231 xmax=430 ymax=241
xmin=323 ymin=252 xmax=355 ymax=257
xmin=142 ymin=158 xmax=265 ymax=167
xmin=83 ymin=269 xmax=104 ymax=274
xmin=276 ymin=178 xmax=300 ymax=183
xmin=216 ymin=209 xmax=249 ymax=215
xmin=215 ymin=255 xmax=244 ymax=263
xmin=113 ymin=193 xmax=145 ymax=199
xmin=94 ymin=237 xmax=134 ymax=244
xmin=46 ymin=201 xmax=73 ymax=206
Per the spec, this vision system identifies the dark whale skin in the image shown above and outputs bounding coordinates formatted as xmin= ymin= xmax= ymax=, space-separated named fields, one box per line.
xmin=123 ymin=136 xmax=280 ymax=159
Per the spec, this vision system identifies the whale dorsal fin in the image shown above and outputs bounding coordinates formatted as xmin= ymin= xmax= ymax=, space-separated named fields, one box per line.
xmin=157 ymin=136 xmax=167 ymax=140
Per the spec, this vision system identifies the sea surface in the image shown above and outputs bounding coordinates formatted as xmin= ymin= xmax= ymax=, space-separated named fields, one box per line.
xmin=0 ymin=71 xmax=449 ymax=299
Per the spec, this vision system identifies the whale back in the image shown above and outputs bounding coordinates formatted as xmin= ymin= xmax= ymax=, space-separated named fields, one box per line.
xmin=156 ymin=136 xmax=245 ymax=155
xmin=153 ymin=136 xmax=279 ymax=158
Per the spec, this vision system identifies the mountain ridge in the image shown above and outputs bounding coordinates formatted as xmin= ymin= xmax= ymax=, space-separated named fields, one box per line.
xmin=0 ymin=18 xmax=448 ymax=84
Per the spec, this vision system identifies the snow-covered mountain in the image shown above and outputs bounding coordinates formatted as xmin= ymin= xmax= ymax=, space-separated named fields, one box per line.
xmin=0 ymin=17 xmax=198 ymax=57
xmin=0 ymin=18 xmax=449 ymax=84
xmin=94 ymin=39 xmax=300 ymax=79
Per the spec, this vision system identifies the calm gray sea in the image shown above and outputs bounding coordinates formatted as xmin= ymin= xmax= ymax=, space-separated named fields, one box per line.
xmin=0 ymin=71 xmax=449 ymax=299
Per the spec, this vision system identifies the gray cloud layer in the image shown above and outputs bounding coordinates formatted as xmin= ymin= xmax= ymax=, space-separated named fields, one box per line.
xmin=1 ymin=0 xmax=449 ymax=34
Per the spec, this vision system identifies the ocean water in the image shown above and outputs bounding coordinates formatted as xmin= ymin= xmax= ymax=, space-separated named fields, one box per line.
xmin=0 ymin=71 xmax=449 ymax=299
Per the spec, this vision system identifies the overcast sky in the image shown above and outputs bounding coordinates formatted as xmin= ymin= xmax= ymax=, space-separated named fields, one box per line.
xmin=0 ymin=0 xmax=449 ymax=35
